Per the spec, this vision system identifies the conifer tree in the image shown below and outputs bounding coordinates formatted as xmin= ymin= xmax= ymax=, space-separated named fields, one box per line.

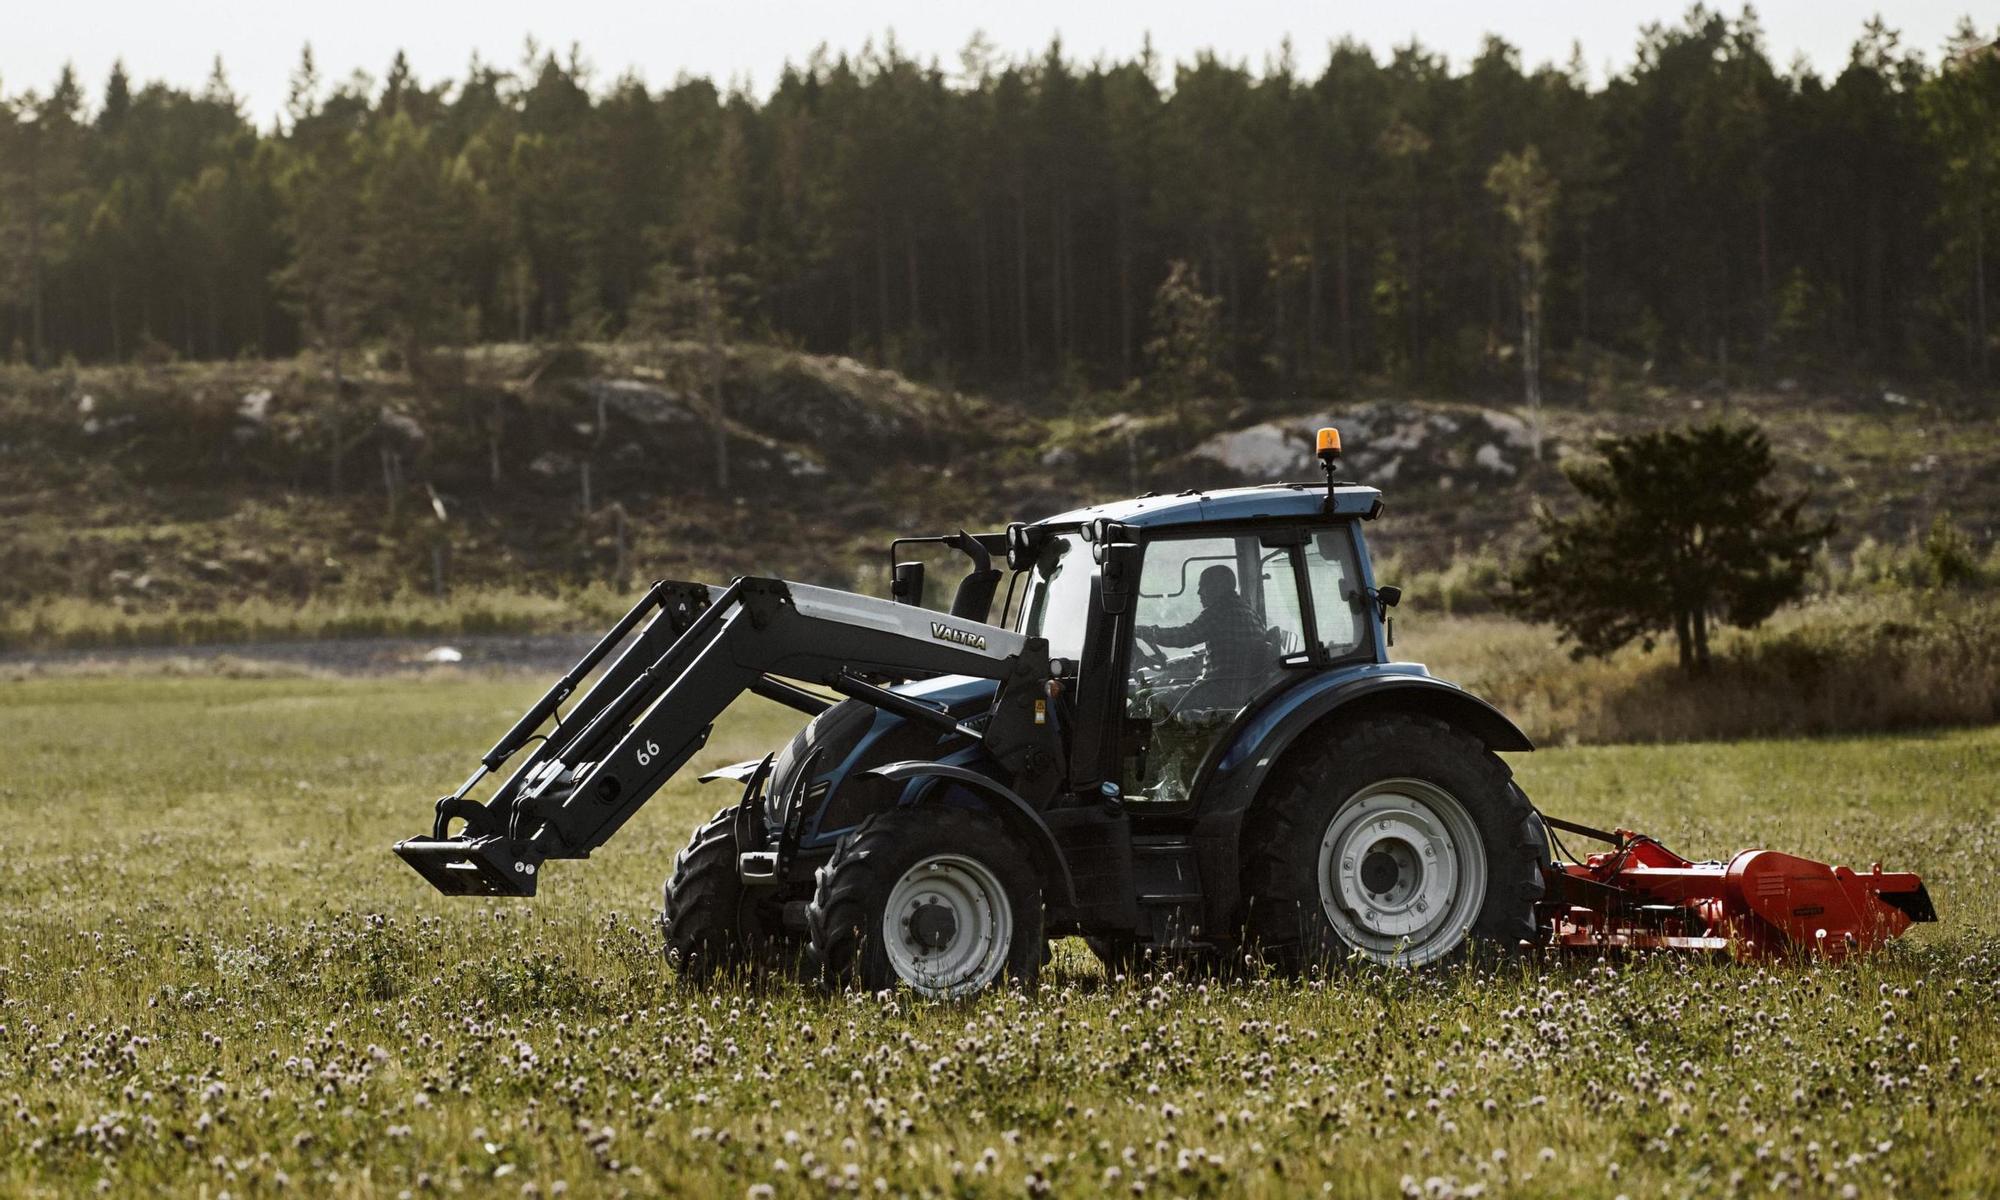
xmin=273 ymin=46 xmax=375 ymax=490
xmin=1508 ymin=423 xmax=1832 ymax=674
xmin=1487 ymin=145 xmax=1557 ymax=459
xmin=1141 ymin=260 xmax=1230 ymax=433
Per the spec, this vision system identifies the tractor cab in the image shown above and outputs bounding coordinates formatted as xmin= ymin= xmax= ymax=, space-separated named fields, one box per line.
xmin=998 ymin=482 xmax=1389 ymax=810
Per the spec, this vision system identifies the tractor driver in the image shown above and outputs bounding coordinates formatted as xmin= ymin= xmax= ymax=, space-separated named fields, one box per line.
xmin=1134 ymin=564 xmax=1272 ymax=711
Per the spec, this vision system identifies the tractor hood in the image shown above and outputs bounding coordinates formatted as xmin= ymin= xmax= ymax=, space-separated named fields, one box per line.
xmin=762 ymin=674 xmax=998 ymax=849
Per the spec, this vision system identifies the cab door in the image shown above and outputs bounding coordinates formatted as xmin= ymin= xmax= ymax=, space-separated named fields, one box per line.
xmin=1116 ymin=531 xmax=1311 ymax=807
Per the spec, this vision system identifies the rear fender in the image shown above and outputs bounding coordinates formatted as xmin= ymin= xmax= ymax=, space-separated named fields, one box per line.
xmin=1188 ymin=666 xmax=1533 ymax=933
xmin=859 ymin=761 xmax=1078 ymax=907
xmin=1206 ymin=668 xmax=1531 ymax=815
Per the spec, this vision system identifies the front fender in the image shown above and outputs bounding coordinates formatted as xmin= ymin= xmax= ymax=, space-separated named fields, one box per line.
xmin=859 ymin=761 xmax=1078 ymax=907
xmin=699 ymin=758 xmax=766 ymax=784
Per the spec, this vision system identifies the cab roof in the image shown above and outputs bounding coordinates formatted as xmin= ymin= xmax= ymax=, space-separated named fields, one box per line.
xmin=1032 ymin=483 xmax=1383 ymax=530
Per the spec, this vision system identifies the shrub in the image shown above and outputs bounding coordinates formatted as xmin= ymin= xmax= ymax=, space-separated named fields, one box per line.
xmin=1919 ymin=513 xmax=1984 ymax=587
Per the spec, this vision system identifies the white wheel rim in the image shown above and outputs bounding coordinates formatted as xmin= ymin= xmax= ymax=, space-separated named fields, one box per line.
xmin=881 ymin=854 xmax=1014 ymax=998
xmin=1316 ymin=777 xmax=1486 ymax=966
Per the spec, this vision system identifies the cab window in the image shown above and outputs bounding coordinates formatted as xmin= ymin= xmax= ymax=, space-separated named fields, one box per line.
xmin=1303 ymin=529 xmax=1366 ymax=658
xmin=1018 ymin=533 xmax=1092 ymax=663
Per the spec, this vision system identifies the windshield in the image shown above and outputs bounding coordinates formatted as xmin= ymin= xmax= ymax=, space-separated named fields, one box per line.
xmin=1017 ymin=533 xmax=1092 ymax=662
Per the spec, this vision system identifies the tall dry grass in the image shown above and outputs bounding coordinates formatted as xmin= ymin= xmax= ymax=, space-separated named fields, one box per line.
xmin=8 ymin=546 xmax=1997 ymax=750
xmin=0 ymin=587 xmax=632 ymax=653
xmin=1400 ymin=592 xmax=2000 ymax=744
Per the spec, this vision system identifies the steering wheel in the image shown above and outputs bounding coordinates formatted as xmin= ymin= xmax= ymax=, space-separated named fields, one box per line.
xmin=1132 ymin=634 xmax=1166 ymax=668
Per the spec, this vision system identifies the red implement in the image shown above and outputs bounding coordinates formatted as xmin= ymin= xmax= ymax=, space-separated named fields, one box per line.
xmin=1543 ymin=828 xmax=1935 ymax=960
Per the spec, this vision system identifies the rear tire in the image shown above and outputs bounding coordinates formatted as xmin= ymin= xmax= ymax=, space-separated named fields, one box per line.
xmin=661 ymin=805 xmax=798 ymax=983
xmin=1241 ymin=714 xmax=1544 ymax=970
xmin=809 ymin=807 xmax=1043 ymax=998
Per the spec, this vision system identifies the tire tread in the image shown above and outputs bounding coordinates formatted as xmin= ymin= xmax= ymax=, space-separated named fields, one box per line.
xmin=1241 ymin=712 xmax=1543 ymax=968
xmin=807 ymin=806 xmax=1043 ymax=995
xmin=661 ymin=805 xmax=797 ymax=982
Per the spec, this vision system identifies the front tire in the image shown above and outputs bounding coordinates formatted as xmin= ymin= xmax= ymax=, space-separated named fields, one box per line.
xmin=661 ymin=805 xmax=797 ymax=982
xmin=1242 ymin=714 xmax=1544 ymax=969
xmin=809 ymin=807 xmax=1043 ymax=998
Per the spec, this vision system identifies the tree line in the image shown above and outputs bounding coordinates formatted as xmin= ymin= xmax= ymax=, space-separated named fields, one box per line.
xmin=2 ymin=8 xmax=1997 ymax=395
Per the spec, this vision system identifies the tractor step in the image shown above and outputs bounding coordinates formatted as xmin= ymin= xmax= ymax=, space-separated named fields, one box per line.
xmin=1132 ymin=836 xmax=1205 ymax=946
xmin=737 ymin=850 xmax=780 ymax=883
xmin=394 ymin=835 xmax=540 ymax=897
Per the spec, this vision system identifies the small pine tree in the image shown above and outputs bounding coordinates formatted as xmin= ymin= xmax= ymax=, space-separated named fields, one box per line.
xmin=1141 ymin=260 xmax=1231 ymax=433
xmin=631 ymin=252 xmax=738 ymax=491
xmin=1486 ymin=146 xmax=1557 ymax=460
xmin=1919 ymin=513 xmax=1981 ymax=587
xmin=1507 ymin=423 xmax=1833 ymax=674
xmin=272 ymin=120 xmax=374 ymax=492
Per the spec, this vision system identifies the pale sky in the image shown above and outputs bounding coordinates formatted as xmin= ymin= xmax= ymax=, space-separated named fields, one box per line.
xmin=4 ymin=1 xmax=1985 ymax=126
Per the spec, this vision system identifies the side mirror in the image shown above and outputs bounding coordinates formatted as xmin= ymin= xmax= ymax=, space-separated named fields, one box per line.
xmin=1099 ymin=543 xmax=1141 ymax=615
xmin=891 ymin=561 xmax=926 ymax=606
xmin=1371 ymin=584 xmax=1400 ymax=649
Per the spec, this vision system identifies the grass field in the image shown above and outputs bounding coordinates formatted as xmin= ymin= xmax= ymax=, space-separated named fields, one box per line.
xmin=2 ymin=675 xmax=1996 ymax=1197
xmin=0 ymin=588 xmax=642 ymax=654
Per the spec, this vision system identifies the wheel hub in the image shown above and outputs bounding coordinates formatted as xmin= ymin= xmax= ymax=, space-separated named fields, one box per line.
xmin=881 ymin=854 xmax=1014 ymax=998
xmin=1316 ymin=779 xmax=1488 ymax=966
xmin=906 ymin=899 xmax=958 ymax=950
xmin=1359 ymin=848 xmax=1402 ymax=895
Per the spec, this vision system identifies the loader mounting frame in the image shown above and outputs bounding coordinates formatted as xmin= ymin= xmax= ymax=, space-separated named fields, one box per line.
xmin=396 ymin=574 xmax=1056 ymax=897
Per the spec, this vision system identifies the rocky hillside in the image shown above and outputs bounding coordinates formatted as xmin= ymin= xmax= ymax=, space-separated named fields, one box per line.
xmin=0 ymin=342 xmax=1061 ymax=612
xmin=1 ymin=342 xmax=1993 ymax=625
xmin=1171 ymin=388 xmax=1999 ymax=567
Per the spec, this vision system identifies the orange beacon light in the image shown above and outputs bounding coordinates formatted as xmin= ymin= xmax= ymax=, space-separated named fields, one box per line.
xmin=1316 ymin=427 xmax=1341 ymax=463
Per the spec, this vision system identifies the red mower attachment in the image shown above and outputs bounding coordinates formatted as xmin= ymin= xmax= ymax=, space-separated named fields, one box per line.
xmin=1540 ymin=817 xmax=1936 ymax=960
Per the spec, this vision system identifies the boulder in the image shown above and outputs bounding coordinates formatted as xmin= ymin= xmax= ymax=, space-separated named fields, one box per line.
xmin=378 ymin=408 xmax=426 ymax=445
xmin=1474 ymin=443 xmax=1516 ymax=477
xmin=238 ymin=389 xmax=273 ymax=425
xmin=1478 ymin=409 xmax=1534 ymax=449
xmin=1191 ymin=423 xmax=1314 ymax=477
xmin=586 ymin=378 xmax=697 ymax=427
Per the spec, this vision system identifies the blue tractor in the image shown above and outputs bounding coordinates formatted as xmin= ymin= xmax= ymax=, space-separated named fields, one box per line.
xmin=396 ymin=430 xmax=1550 ymax=995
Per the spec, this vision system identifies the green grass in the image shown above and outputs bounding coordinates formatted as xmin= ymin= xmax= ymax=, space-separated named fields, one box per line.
xmin=2 ymin=676 xmax=1996 ymax=1197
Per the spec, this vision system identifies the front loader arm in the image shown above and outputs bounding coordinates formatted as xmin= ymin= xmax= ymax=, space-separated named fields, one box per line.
xmin=395 ymin=577 xmax=1052 ymax=897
